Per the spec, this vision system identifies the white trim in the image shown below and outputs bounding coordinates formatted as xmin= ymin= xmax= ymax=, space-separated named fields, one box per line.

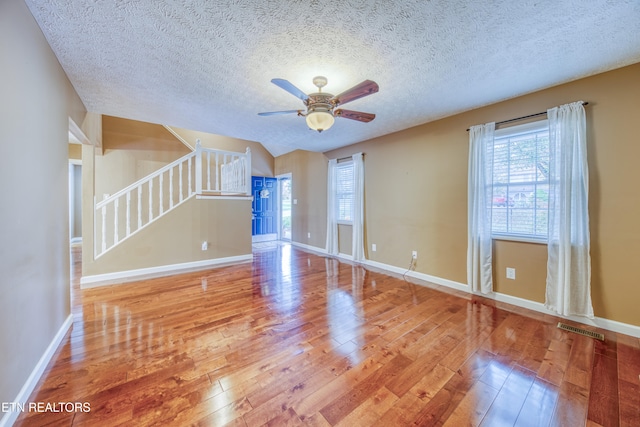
xmin=163 ymin=125 xmax=195 ymax=151
xmin=337 ymin=252 xmax=353 ymax=261
xmin=492 ymin=234 xmax=547 ymax=245
xmin=0 ymin=315 xmax=73 ymax=427
xmin=363 ymin=259 xmax=469 ymax=293
xmin=196 ymin=195 xmax=253 ymax=201
xmin=485 ymin=292 xmax=640 ymax=338
xmin=291 ymin=242 xmax=354 ymax=263
xmin=275 ymin=173 xmax=292 ymax=242
xmin=360 ymin=258 xmax=640 ymax=338
xmin=68 ymin=117 xmax=91 ymax=145
xmin=495 ymin=118 xmax=549 ymax=136
xmin=80 ymin=254 xmax=253 ymax=288
xmin=291 ymin=241 xmax=328 ymax=256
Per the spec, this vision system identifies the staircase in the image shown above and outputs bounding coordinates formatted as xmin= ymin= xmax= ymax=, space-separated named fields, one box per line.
xmin=94 ymin=140 xmax=251 ymax=259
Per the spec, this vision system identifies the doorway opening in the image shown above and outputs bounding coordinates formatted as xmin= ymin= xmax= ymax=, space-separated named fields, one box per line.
xmin=278 ymin=174 xmax=292 ymax=241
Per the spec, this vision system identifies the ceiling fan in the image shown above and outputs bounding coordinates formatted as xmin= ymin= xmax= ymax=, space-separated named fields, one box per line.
xmin=258 ymin=76 xmax=379 ymax=133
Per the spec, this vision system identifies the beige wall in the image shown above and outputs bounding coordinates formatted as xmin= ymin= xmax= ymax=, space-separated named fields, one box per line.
xmin=89 ymin=197 xmax=251 ymax=274
xmin=68 ymin=143 xmax=82 ymax=160
xmin=168 ymin=126 xmax=275 ymax=177
xmin=327 ymin=121 xmax=469 ymax=278
xmin=83 ymin=116 xmax=252 ymax=276
xmin=275 ymin=150 xmax=328 ymax=248
xmin=97 ymin=116 xmax=192 ymax=197
xmin=319 ymin=63 xmax=640 ymax=327
xmin=0 ymin=0 xmax=86 ymax=406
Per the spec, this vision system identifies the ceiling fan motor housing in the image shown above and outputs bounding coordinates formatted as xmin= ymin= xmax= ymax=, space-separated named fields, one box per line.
xmin=305 ymin=93 xmax=335 ymax=115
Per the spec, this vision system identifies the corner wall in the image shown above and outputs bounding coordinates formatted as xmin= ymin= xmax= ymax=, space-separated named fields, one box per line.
xmin=275 ymin=150 xmax=328 ymax=249
xmin=0 ymin=0 xmax=86 ymax=407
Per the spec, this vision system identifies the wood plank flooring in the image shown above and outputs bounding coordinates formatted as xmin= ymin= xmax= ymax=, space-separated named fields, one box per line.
xmin=15 ymin=244 xmax=640 ymax=426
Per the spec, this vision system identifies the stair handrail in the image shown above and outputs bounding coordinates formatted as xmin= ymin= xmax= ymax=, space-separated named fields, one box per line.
xmin=96 ymin=151 xmax=196 ymax=209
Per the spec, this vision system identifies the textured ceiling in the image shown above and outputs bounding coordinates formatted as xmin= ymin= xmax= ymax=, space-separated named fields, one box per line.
xmin=26 ymin=0 xmax=640 ymax=157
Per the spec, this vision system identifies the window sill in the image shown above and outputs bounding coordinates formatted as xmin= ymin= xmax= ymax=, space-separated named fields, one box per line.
xmin=337 ymin=221 xmax=353 ymax=226
xmin=492 ymin=234 xmax=547 ymax=245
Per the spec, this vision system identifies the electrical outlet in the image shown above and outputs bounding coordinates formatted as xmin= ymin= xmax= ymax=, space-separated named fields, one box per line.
xmin=506 ymin=267 xmax=516 ymax=280
xmin=372 ymin=243 xmax=377 ymax=252
xmin=307 ymin=232 xmax=311 ymax=239
xmin=201 ymin=241 xmax=208 ymax=251
xmin=412 ymin=250 xmax=418 ymax=259
xmin=293 ymin=199 xmax=298 ymax=205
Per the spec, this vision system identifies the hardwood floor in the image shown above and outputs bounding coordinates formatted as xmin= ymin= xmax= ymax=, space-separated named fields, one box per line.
xmin=15 ymin=244 xmax=640 ymax=426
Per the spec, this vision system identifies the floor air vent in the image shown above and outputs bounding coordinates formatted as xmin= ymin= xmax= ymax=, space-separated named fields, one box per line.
xmin=557 ymin=322 xmax=604 ymax=341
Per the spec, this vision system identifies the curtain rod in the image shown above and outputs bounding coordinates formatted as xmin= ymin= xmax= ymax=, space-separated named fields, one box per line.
xmin=336 ymin=153 xmax=365 ymax=162
xmin=466 ymin=102 xmax=589 ymax=131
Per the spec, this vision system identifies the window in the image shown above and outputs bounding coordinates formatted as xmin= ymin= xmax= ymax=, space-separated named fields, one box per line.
xmin=491 ymin=120 xmax=550 ymax=242
xmin=336 ymin=162 xmax=354 ymax=223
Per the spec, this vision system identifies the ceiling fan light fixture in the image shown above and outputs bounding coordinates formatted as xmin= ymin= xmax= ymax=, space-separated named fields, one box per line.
xmin=259 ymin=76 xmax=378 ymax=132
xmin=306 ymin=110 xmax=334 ymax=133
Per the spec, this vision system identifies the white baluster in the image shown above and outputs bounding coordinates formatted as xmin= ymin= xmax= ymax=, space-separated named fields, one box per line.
xmin=215 ymin=152 xmax=220 ymax=191
xmin=159 ymin=173 xmax=164 ymax=215
xmin=149 ymin=179 xmax=153 ymax=222
xmin=179 ymin=162 xmax=183 ymax=202
xmin=188 ymin=155 xmax=193 ymax=195
xmin=101 ymin=194 xmax=107 ymax=253
xmin=137 ymin=186 xmax=142 ymax=229
xmin=245 ymin=147 xmax=252 ymax=195
xmin=126 ymin=192 xmax=131 ymax=237
xmin=93 ymin=195 xmax=97 ymax=259
xmin=114 ymin=198 xmax=119 ymax=244
xmin=195 ymin=140 xmax=202 ymax=194
xmin=207 ymin=151 xmax=211 ymax=191
xmin=224 ymin=154 xmax=228 ymax=191
xmin=169 ymin=168 xmax=174 ymax=209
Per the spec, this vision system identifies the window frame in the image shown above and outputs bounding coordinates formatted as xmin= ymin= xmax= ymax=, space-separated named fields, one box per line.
xmin=490 ymin=119 xmax=550 ymax=244
xmin=335 ymin=160 xmax=354 ymax=225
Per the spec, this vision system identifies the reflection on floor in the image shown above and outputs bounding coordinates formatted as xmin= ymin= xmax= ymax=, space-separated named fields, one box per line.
xmin=14 ymin=243 xmax=640 ymax=426
xmin=252 ymin=239 xmax=288 ymax=251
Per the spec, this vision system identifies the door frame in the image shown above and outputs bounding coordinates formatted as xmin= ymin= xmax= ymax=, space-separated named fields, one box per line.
xmin=276 ymin=173 xmax=292 ymax=241
xmin=251 ymin=176 xmax=279 ymax=243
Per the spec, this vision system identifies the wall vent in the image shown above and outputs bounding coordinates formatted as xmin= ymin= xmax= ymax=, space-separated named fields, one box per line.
xmin=557 ymin=322 xmax=604 ymax=341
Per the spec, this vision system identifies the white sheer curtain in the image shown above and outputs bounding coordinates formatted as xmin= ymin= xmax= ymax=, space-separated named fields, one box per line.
xmin=545 ymin=101 xmax=594 ymax=318
xmin=467 ymin=122 xmax=495 ymax=294
xmin=326 ymin=159 xmax=339 ymax=256
xmin=352 ymin=152 xmax=365 ymax=262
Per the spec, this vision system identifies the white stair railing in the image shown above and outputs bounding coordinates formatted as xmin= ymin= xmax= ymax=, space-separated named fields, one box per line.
xmin=94 ymin=140 xmax=251 ymax=259
xmin=196 ymin=142 xmax=252 ymax=195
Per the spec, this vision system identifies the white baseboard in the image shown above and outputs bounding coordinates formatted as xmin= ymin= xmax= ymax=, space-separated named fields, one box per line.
xmin=290 ymin=241 xmax=328 ymax=255
xmin=487 ymin=291 xmax=640 ymax=338
xmin=363 ymin=259 xmax=469 ymax=293
xmin=289 ymin=242 xmax=355 ymax=263
xmin=0 ymin=315 xmax=73 ymax=427
xmin=80 ymin=254 xmax=253 ymax=288
xmin=361 ymin=258 xmax=640 ymax=338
